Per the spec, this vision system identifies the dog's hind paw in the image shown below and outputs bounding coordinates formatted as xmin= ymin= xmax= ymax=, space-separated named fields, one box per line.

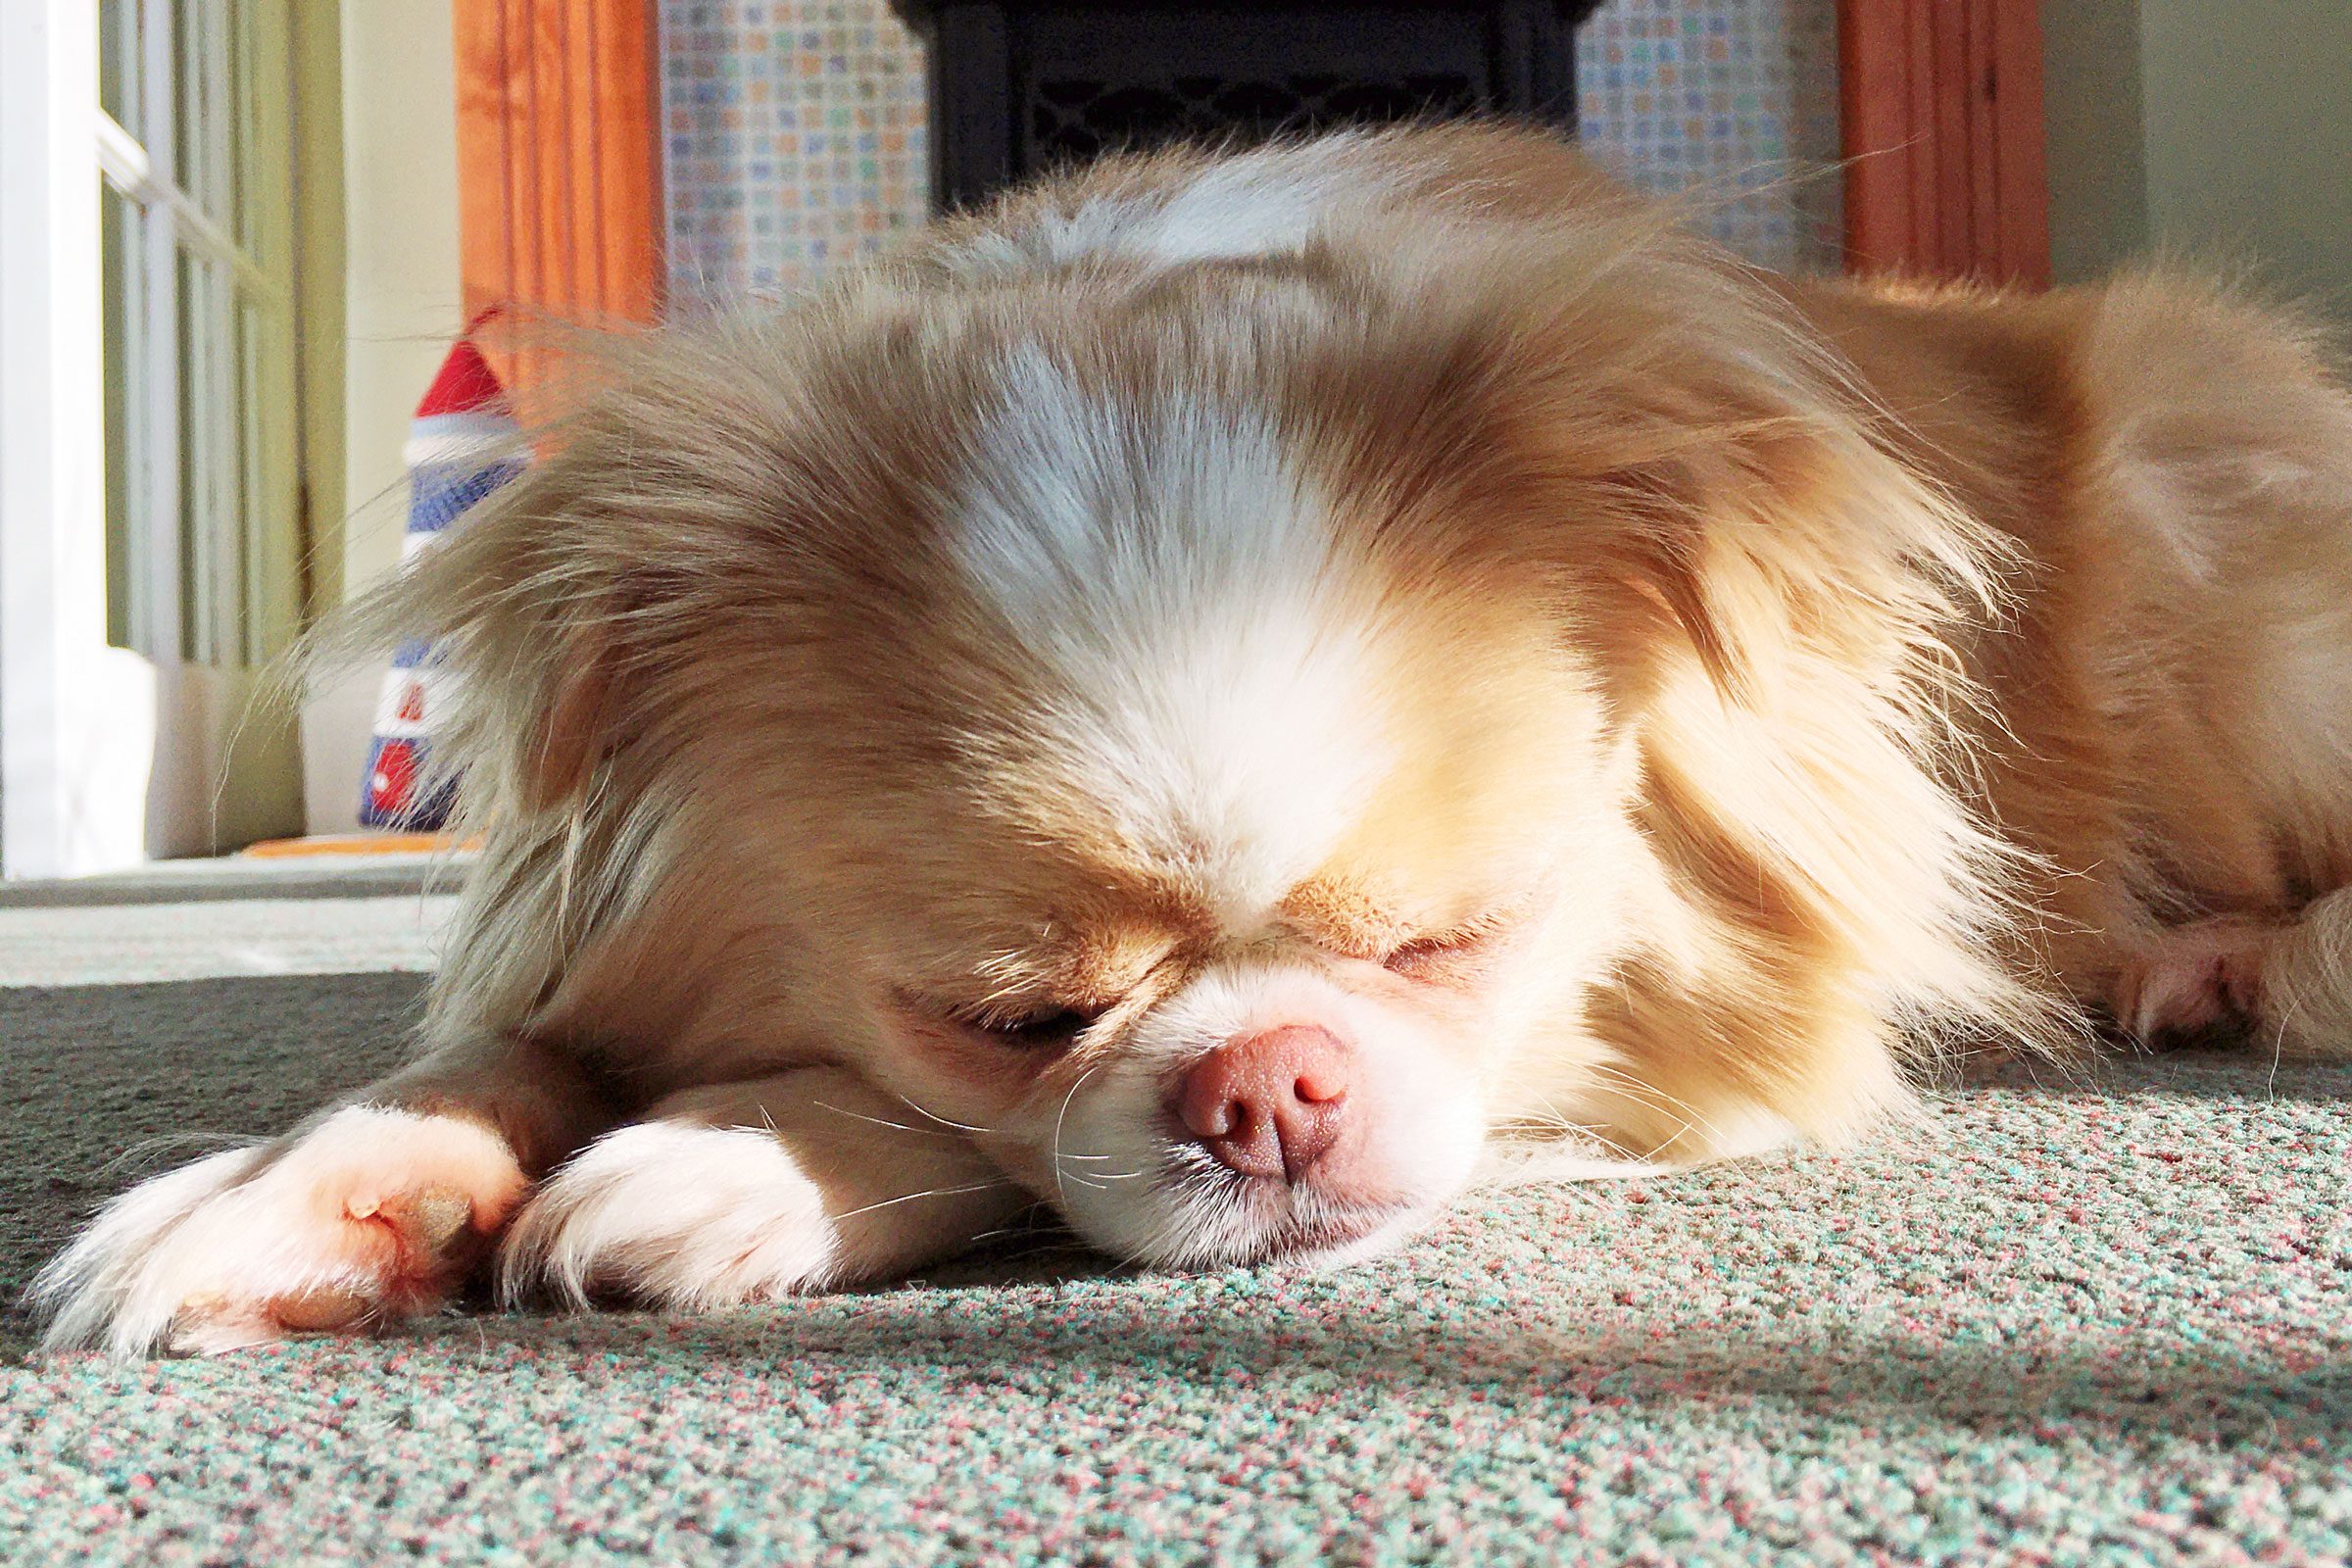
xmin=2111 ymin=919 xmax=2273 ymax=1047
xmin=33 ymin=1106 xmax=528 ymax=1357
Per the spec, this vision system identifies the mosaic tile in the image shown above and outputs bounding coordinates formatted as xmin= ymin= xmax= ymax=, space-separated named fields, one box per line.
xmin=660 ymin=0 xmax=929 ymax=302
xmin=1578 ymin=0 xmax=1844 ymax=272
xmin=659 ymin=1 xmax=1842 ymax=304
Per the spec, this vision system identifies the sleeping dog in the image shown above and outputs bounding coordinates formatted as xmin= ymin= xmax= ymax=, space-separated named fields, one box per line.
xmin=39 ymin=123 xmax=2352 ymax=1355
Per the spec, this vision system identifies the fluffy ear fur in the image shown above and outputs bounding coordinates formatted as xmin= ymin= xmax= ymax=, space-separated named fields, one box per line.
xmin=307 ymin=424 xmax=639 ymax=823
xmin=521 ymin=647 xmax=616 ymax=814
xmin=304 ymin=305 xmax=745 ymax=829
xmin=1603 ymin=417 xmax=2071 ymax=1142
xmin=1335 ymin=200 xmax=2078 ymax=1149
xmin=1605 ymin=360 xmax=2081 ymax=1149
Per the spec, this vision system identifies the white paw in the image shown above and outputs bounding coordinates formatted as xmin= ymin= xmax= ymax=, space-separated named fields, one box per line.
xmin=34 ymin=1106 xmax=528 ymax=1357
xmin=2112 ymin=919 xmax=2272 ymax=1043
xmin=497 ymin=1121 xmax=841 ymax=1310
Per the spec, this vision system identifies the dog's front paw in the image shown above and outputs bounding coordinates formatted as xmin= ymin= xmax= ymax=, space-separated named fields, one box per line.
xmin=498 ymin=1122 xmax=841 ymax=1310
xmin=35 ymin=1106 xmax=528 ymax=1356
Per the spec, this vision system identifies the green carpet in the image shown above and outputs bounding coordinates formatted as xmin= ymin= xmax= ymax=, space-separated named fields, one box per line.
xmin=4 ymin=961 xmax=2349 ymax=1564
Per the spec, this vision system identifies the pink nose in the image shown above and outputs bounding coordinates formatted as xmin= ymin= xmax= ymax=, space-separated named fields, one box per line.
xmin=1176 ymin=1025 xmax=1352 ymax=1183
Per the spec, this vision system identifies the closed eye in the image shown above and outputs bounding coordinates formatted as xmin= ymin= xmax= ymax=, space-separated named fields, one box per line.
xmin=957 ymin=1005 xmax=1102 ymax=1051
xmin=1381 ymin=919 xmax=1504 ymax=980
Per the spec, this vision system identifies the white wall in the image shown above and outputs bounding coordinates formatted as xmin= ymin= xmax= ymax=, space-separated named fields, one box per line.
xmin=2046 ymin=1 xmax=2352 ymax=335
xmin=302 ymin=0 xmax=465 ymax=834
xmin=2040 ymin=0 xmax=2148 ymax=285
xmin=2138 ymin=0 xmax=2352 ymax=328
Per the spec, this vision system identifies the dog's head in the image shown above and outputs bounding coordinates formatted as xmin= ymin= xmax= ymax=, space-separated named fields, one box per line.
xmin=369 ymin=129 xmax=2051 ymax=1269
xmin=807 ymin=335 xmax=1619 ymax=1265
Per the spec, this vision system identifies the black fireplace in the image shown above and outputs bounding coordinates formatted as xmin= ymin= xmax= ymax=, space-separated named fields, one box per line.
xmin=887 ymin=1 xmax=1609 ymax=211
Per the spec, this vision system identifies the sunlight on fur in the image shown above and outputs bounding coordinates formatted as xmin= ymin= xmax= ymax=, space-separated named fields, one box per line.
xmin=36 ymin=122 xmax=2352 ymax=1356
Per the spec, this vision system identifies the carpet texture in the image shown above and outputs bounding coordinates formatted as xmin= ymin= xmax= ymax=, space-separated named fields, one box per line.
xmin=3 ymin=956 xmax=2349 ymax=1564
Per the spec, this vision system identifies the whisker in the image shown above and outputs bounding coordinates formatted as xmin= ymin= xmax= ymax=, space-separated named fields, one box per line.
xmin=895 ymin=1094 xmax=996 ymax=1137
xmin=1566 ymin=1072 xmax=1679 ymax=1126
xmin=1051 ymin=1063 xmax=1104 ymax=1210
xmin=809 ymin=1101 xmax=956 ymax=1140
xmin=93 ymin=1131 xmax=252 ymax=1179
xmin=1584 ymin=1061 xmax=1731 ymax=1144
xmin=833 ymin=1180 xmax=1009 ymax=1223
xmin=1516 ymin=1088 xmax=1647 ymax=1165
xmin=1636 ymin=1120 xmax=1697 ymax=1163
xmin=1589 ymin=1061 xmax=1712 ymax=1119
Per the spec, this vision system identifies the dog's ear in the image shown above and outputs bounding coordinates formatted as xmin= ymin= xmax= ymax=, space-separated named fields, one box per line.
xmin=488 ymin=571 xmax=665 ymax=817
xmin=1597 ymin=409 xmax=2010 ymax=720
xmin=310 ymin=455 xmax=641 ymax=822
xmin=1596 ymin=455 xmax=1777 ymax=708
xmin=519 ymin=643 xmax=618 ymax=813
xmin=1567 ymin=387 xmax=2067 ymax=1137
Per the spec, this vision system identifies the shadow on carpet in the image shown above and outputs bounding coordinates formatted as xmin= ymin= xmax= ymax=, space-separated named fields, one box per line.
xmin=4 ymin=972 xmax=2348 ymax=1565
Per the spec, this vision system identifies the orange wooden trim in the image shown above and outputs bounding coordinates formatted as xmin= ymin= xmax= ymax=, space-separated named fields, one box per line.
xmin=1838 ymin=0 xmax=2048 ymax=285
xmin=240 ymin=833 xmax=481 ymax=858
xmin=1840 ymin=0 xmax=1913 ymax=274
xmin=1895 ymin=0 xmax=1930 ymax=267
xmin=1931 ymin=0 xmax=1969 ymax=271
xmin=454 ymin=1 xmax=515 ymax=326
xmin=1989 ymin=0 xmax=2050 ymax=286
xmin=453 ymin=0 xmax=664 ymax=404
xmin=1965 ymin=0 xmax=2000 ymax=271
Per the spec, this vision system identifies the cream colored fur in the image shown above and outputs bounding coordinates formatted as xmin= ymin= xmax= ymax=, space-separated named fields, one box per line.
xmin=35 ymin=123 xmax=2352 ymax=1356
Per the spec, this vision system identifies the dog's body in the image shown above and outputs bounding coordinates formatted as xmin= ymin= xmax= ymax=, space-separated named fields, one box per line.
xmin=39 ymin=125 xmax=2352 ymax=1355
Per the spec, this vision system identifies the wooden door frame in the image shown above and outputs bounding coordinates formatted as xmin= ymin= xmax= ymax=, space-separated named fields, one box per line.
xmin=447 ymin=5 xmax=2054 ymax=297
xmin=1839 ymin=0 xmax=2050 ymax=284
xmin=450 ymin=0 xmax=666 ymax=403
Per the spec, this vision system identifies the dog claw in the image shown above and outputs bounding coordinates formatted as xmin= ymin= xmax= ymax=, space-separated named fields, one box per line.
xmin=272 ymin=1287 xmax=372 ymax=1333
xmin=400 ymin=1189 xmax=476 ymax=1252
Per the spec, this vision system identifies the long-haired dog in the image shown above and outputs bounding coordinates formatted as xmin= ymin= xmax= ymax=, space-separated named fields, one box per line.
xmin=37 ymin=124 xmax=2352 ymax=1355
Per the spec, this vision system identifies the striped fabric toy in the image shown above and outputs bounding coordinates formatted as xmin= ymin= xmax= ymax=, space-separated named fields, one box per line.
xmin=358 ymin=326 xmax=524 ymax=829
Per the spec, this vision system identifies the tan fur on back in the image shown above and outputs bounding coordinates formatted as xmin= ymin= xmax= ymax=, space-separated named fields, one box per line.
xmin=1792 ymin=275 xmax=2352 ymax=988
xmin=45 ymin=122 xmax=2352 ymax=1355
xmin=319 ymin=124 xmax=2352 ymax=1158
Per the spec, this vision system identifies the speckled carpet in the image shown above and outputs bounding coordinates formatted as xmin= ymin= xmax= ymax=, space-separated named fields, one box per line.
xmin=2 ymin=884 xmax=2348 ymax=1566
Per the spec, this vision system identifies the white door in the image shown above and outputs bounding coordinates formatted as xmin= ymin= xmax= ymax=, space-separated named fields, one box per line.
xmin=1 ymin=0 xmax=308 ymax=877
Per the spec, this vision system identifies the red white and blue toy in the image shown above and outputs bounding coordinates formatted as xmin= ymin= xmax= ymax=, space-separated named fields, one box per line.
xmin=359 ymin=324 xmax=524 ymax=829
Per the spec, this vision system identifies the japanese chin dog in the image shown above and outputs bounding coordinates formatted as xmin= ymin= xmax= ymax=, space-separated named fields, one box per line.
xmin=38 ymin=122 xmax=2352 ymax=1356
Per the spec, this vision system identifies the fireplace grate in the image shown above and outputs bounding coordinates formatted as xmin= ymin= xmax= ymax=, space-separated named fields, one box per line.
xmin=888 ymin=3 xmax=1606 ymax=211
xmin=1028 ymin=71 xmax=1484 ymax=165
